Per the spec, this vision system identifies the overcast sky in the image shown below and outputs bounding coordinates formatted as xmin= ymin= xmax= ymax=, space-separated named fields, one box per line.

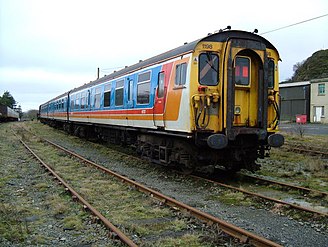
xmin=1 ymin=0 xmax=327 ymax=111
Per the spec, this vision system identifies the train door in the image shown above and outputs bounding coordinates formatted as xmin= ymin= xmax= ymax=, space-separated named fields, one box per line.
xmin=66 ymin=95 xmax=70 ymax=122
xmin=126 ymin=77 xmax=134 ymax=126
xmin=225 ymin=41 xmax=268 ymax=140
xmin=153 ymin=64 xmax=172 ymax=128
xmin=233 ymin=55 xmax=257 ymax=127
xmin=87 ymin=90 xmax=91 ymax=123
xmin=153 ymin=71 xmax=166 ymax=127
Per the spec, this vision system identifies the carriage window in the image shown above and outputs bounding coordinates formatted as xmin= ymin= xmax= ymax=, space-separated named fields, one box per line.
xmin=70 ymin=96 xmax=74 ymax=111
xmin=128 ymin=80 xmax=133 ymax=101
xmin=81 ymin=93 xmax=86 ymax=109
xmin=104 ymin=84 xmax=111 ymax=107
xmin=94 ymin=88 xmax=101 ymax=109
xmin=115 ymin=80 xmax=124 ymax=106
xmin=137 ymin=71 xmax=151 ymax=104
xmin=158 ymin=72 xmax=165 ymax=98
xmin=175 ymin=63 xmax=187 ymax=86
xmin=199 ymin=53 xmax=219 ymax=86
xmin=268 ymin=60 xmax=275 ymax=88
xmin=235 ymin=57 xmax=250 ymax=85
xmin=75 ymin=93 xmax=80 ymax=110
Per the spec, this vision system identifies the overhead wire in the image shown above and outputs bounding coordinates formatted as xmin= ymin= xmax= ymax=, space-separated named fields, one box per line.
xmin=260 ymin=13 xmax=328 ymax=35
xmin=101 ymin=66 xmax=124 ymax=72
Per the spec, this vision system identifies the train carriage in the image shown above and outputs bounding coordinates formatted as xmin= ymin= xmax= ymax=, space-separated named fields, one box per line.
xmin=0 ymin=105 xmax=19 ymax=122
xmin=39 ymin=29 xmax=284 ymax=173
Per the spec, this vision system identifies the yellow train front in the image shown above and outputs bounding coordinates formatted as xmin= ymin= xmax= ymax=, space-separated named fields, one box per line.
xmin=186 ymin=30 xmax=284 ymax=172
xmin=39 ymin=29 xmax=283 ymax=173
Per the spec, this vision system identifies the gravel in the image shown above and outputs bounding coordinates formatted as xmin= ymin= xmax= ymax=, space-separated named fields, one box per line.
xmin=5 ymin=121 xmax=328 ymax=246
xmin=0 ymin=123 xmax=122 ymax=247
xmin=37 ymin=125 xmax=328 ymax=247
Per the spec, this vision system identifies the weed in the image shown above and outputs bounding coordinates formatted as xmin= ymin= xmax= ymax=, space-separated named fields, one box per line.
xmin=33 ymin=182 xmax=49 ymax=192
xmin=0 ymin=203 xmax=28 ymax=242
xmin=155 ymin=234 xmax=206 ymax=247
xmin=63 ymin=215 xmax=83 ymax=230
xmin=31 ymin=234 xmax=51 ymax=244
xmin=45 ymin=194 xmax=69 ymax=215
xmin=218 ymin=191 xmax=253 ymax=206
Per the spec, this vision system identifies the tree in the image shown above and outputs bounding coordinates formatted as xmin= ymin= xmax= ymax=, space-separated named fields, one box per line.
xmin=291 ymin=49 xmax=328 ymax=82
xmin=293 ymin=61 xmax=305 ymax=73
xmin=0 ymin=91 xmax=16 ymax=108
xmin=24 ymin=109 xmax=38 ymax=120
xmin=16 ymin=105 xmax=23 ymax=119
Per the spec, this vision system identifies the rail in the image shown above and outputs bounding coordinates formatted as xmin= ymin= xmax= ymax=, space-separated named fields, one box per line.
xmin=15 ymin=134 xmax=137 ymax=247
xmin=190 ymin=174 xmax=327 ymax=217
xmin=240 ymin=173 xmax=328 ymax=197
xmin=43 ymin=137 xmax=282 ymax=247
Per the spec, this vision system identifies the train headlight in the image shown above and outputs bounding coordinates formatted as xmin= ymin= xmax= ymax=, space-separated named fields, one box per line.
xmin=234 ymin=106 xmax=241 ymax=115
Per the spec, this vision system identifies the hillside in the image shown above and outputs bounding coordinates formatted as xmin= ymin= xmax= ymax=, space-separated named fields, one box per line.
xmin=291 ymin=49 xmax=328 ymax=81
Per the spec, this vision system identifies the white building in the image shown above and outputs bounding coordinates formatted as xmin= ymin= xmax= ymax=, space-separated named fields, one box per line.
xmin=310 ymin=78 xmax=328 ymax=123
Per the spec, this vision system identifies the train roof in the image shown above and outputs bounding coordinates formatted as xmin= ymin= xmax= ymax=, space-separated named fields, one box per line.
xmin=44 ymin=30 xmax=279 ymax=104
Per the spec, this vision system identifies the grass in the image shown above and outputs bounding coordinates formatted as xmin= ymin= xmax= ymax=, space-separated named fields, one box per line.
xmin=217 ymin=191 xmax=253 ymax=206
xmin=45 ymin=194 xmax=69 ymax=215
xmin=130 ymin=219 xmax=187 ymax=236
xmin=20 ymin=121 xmax=327 ymax=243
xmin=33 ymin=182 xmax=50 ymax=191
xmin=0 ymin=203 xmax=29 ymax=242
xmin=0 ymin=122 xmax=115 ymax=245
xmin=256 ymin=130 xmax=328 ymax=193
xmin=154 ymin=234 xmax=216 ymax=247
xmin=18 ymin=123 xmax=208 ymax=244
xmin=63 ymin=215 xmax=83 ymax=230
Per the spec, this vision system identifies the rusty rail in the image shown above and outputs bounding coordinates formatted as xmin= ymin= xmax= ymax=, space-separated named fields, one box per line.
xmin=191 ymin=175 xmax=328 ymax=217
xmin=241 ymin=173 xmax=328 ymax=197
xmin=283 ymin=142 xmax=328 ymax=158
xmin=17 ymin=136 xmax=137 ymax=247
xmin=43 ymin=138 xmax=282 ymax=247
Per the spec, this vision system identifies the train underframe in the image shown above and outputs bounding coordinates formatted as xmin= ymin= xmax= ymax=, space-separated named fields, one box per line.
xmin=40 ymin=119 xmax=269 ymax=173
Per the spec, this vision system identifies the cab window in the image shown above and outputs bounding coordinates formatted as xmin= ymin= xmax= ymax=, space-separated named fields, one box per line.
xmin=235 ymin=57 xmax=250 ymax=86
xmin=199 ymin=53 xmax=219 ymax=86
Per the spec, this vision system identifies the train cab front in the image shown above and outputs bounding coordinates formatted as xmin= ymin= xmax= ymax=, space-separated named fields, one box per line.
xmin=225 ymin=32 xmax=284 ymax=164
xmin=191 ymin=30 xmax=284 ymax=172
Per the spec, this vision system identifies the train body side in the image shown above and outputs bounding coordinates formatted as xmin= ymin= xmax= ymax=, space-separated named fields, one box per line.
xmin=40 ymin=55 xmax=193 ymax=134
xmin=0 ymin=105 xmax=19 ymax=122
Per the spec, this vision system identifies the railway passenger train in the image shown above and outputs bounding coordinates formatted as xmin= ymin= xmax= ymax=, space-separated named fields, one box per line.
xmin=39 ymin=29 xmax=284 ymax=173
xmin=0 ymin=105 xmax=19 ymax=122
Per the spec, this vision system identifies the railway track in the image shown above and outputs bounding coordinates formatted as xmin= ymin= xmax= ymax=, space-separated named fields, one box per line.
xmin=15 ymin=128 xmax=283 ymax=247
xmin=283 ymin=142 xmax=328 ymax=158
xmin=21 ymin=124 xmax=328 ymax=217
xmin=17 ymin=136 xmax=137 ymax=247
xmin=192 ymin=173 xmax=327 ymax=217
xmin=239 ymin=173 xmax=328 ymax=198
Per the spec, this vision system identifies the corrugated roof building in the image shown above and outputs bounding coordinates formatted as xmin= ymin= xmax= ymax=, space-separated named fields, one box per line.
xmin=279 ymin=81 xmax=310 ymax=122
